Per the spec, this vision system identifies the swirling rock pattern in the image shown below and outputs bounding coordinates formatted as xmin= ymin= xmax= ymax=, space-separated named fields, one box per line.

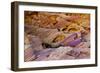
xmin=24 ymin=11 xmax=90 ymax=62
